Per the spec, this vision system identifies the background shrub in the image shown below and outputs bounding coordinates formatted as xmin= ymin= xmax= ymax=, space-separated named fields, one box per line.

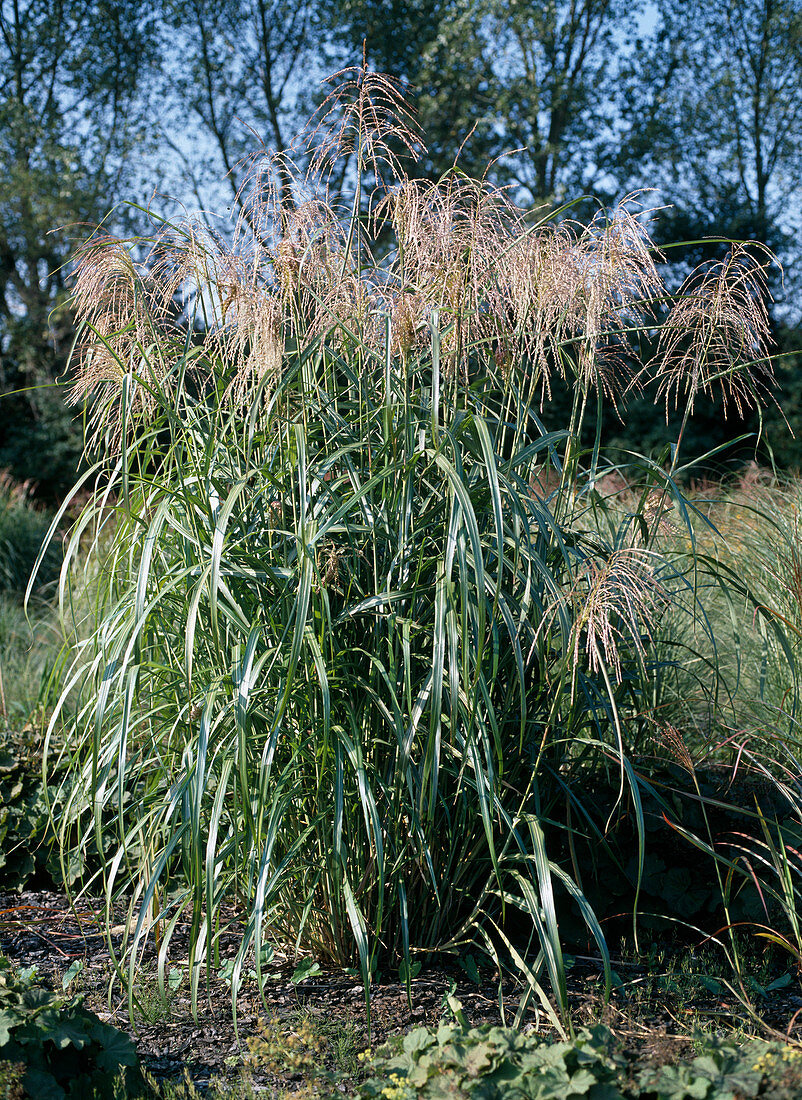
xmin=0 ymin=475 xmax=61 ymax=596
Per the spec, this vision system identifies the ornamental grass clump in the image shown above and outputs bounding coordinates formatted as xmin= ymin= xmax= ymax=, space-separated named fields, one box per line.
xmin=40 ymin=67 xmax=798 ymax=1029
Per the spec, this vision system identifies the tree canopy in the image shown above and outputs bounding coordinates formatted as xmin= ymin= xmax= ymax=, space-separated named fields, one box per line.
xmin=616 ymin=1 xmax=802 ymax=294
xmin=2 ymin=0 xmax=802 ymax=495
xmin=0 ymin=0 xmax=161 ymax=495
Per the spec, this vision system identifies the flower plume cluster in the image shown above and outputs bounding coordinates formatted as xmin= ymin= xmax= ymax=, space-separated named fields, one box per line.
xmin=69 ymin=65 xmax=777 ymax=452
xmin=654 ymin=243 xmax=776 ymax=418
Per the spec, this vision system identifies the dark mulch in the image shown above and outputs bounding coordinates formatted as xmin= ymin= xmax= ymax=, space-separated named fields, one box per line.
xmin=0 ymin=890 xmax=537 ymax=1091
xmin=2 ymin=891 xmax=802 ymax=1093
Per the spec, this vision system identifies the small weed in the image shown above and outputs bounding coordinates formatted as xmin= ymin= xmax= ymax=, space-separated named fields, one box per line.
xmin=60 ymin=957 xmax=86 ymax=992
xmin=133 ymin=973 xmax=179 ymax=1024
xmin=305 ymin=1010 xmax=364 ymax=1078
xmin=246 ymin=1009 xmax=366 ymax=1095
xmin=246 ymin=1016 xmax=325 ymax=1093
xmin=142 ymin=1068 xmax=258 ymax=1099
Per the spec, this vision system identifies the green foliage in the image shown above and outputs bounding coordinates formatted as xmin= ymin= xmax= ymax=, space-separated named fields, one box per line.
xmin=0 ymin=715 xmax=114 ymax=892
xmin=0 ymin=725 xmax=59 ymax=889
xmin=0 ymin=954 xmax=142 ymax=1100
xmin=244 ymin=1017 xmax=802 ymax=1100
xmin=634 ymin=1036 xmax=802 ymax=1100
xmin=0 ymin=477 xmax=61 ymax=595
xmin=360 ymin=1022 xmax=625 ymax=1100
xmin=551 ymin=759 xmax=800 ymax=939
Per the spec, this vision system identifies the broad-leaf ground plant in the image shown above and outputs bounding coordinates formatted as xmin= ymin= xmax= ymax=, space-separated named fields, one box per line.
xmin=38 ymin=68 xmax=801 ymax=1030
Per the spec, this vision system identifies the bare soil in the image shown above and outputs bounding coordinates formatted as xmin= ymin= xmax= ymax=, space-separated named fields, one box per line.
xmin=2 ymin=890 xmax=801 ymax=1094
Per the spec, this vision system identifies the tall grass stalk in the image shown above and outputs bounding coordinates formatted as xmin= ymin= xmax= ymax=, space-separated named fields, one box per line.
xmin=39 ymin=68 xmax=797 ymax=1029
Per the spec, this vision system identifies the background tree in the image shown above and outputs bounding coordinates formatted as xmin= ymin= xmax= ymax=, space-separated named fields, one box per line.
xmin=4 ymin=0 xmax=801 ymax=496
xmin=490 ymin=0 xmax=639 ymax=205
xmin=331 ymin=0 xmax=639 ymax=200
xmin=0 ymin=0 xmax=162 ymax=498
xmin=163 ymin=0 xmax=324 ymax=219
xmin=608 ymin=0 xmax=802 ymax=467
xmin=614 ymin=0 xmax=802 ymax=293
xmin=329 ymin=0 xmax=498 ymax=181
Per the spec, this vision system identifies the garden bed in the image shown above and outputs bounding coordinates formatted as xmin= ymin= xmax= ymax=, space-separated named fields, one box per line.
xmin=2 ymin=890 xmax=801 ymax=1095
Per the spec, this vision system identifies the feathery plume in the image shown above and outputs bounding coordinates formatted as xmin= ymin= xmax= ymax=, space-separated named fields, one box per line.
xmin=70 ymin=237 xmax=175 ymax=448
xmin=568 ymin=547 xmax=666 ymax=682
xmin=654 ymin=244 xmax=776 ymax=418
